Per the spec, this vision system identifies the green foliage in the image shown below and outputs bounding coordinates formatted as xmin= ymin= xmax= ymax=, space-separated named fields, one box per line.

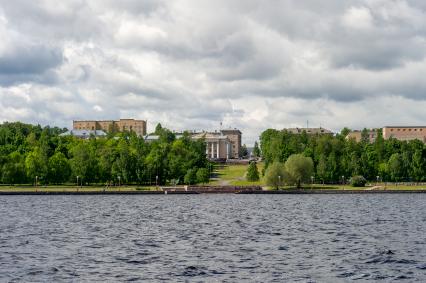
xmin=264 ymin=161 xmax=286 ymax=189
xmin=246 ymin=161 xmax=260 ymax=181
xmin=0 ymin=122 xmax=209 ymax=185
xmin=350 ymin=175 xmax=367 ymax=187
xmin=253 ymin=141 xmax=261 ymax=157
xmin=48 ymin=152 xmax=71 ymax=184
xmin=239 ymin=144 xmax=248 ymax=158
xmin=196 ymin=168 xmax=210 ymax=184
xmin=260 ymin=127 xmax=426 ymax=183
xmin=184 ymin=168 xmax=197 ymax=185
xmin=284 ymin=154 xmax=314 ymax=188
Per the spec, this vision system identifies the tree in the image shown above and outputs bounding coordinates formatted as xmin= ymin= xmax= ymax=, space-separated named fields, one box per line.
xmin=25 ymin=147 xmax=48 ymax=183
xmin=387 ymin=153 xmax=403 ymax=182
xmin=196 ymin=168 xmax=210 ymax=184
xmin=410 ymin=150 xmax=425 ymax=182
xmin=246 ymin=161 xmax=260 ymax=181
xmin=284 ymin=154 xmax=314 ymax=188
xmin=264 ymin=161 xmax=286 ymax=189
xmin=253 ymin=141 xmax=261 ymax=157
xmin=1 ymin=151 xmax=26 ymax=184
xmin=239 ymin=144 xmax=248 ymax=158
xmin=48 ymin=152 xmax=71 ymax=184
xmin=184 ymin=168 xmax=197 ymax=185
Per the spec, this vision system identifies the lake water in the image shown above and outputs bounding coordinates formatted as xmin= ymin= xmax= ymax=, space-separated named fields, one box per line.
xmin=0 ymin=194 xmax=425 ymax=282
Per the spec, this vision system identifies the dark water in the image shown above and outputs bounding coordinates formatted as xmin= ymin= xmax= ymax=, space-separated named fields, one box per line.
xmin=0 ymin=195 xmax=425 ymax=282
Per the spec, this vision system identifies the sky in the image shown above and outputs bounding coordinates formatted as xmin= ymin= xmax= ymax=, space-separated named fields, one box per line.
xmin=1 ymin=0 xmax=426 ymax=144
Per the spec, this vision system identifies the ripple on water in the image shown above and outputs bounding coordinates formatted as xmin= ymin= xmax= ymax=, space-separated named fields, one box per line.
xmin=0 ymin=194 xmax=425 ymax=282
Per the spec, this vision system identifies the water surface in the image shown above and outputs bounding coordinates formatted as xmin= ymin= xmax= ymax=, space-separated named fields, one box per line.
xmin=0 ymin=194 xmax=425 ymax=282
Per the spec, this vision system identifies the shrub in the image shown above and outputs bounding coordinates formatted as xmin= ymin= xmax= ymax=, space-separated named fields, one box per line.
xmin=184 ymin=168 xmax=197 ymax=185
xmin=246 ymin=162 xmax=260 ymax=181
xmin=196 ymin=168 xmax=210 ymax=184
xmin=350 ymin=175 xmax=367 ymax=187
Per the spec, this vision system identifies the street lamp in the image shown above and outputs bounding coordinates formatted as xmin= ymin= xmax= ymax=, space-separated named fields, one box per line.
xmin=278 ymin=175 xmax=281 ymax=190
xmin=311 ymin=176 xmax=314 ymax=189
xmin=156 ymin=175 xmax=159 ymax=187
xmin=342 ymin=175 xmax=345 ymax=186
xmin=376 ymin=175 xmax=380 ymax=186
xmin=35 ymin=176 xmax=38 ymax=191
xmin=118 ymin=176 xmax=121 ymax=190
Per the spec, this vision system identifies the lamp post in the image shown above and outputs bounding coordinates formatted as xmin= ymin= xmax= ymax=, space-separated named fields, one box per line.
xmin=278 ymin=175 xmax=281 ymax=190
xmin=311 ymin=176 xmax=314 ymax=190
xmin=118 ymin=176 xmax=121 ymax=190
xmin=156 ymin=175 xmax=159 ymax=187
xmin=35 ymin=176 xmax=38 ymax=191
xmin=376 ymin=175 xmax=380 ymax=186
xmin=342 ymin=175 xmax=345 ymax=186
xmin=76 ymin=176 xmax=79 ymax=191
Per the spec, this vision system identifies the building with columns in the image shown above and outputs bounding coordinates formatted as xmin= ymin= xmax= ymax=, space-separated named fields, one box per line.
xmin=192 ymin=132 xmax=233 ymax=160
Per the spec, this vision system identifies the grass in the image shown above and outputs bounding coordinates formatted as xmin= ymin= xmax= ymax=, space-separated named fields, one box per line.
xmin=209 ymin=162 xmax=265 ymax=186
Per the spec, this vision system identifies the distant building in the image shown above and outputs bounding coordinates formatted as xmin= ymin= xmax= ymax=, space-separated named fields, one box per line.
xmin=192 ymin=132 xmax=233 ymax=160
xmin=383 ymin=126 xmax=426 ymax=142
xmin=346 ymin=129 xmax=378 ymax=143
xmin=59 ymin=129 xmax=107 ymax=139
xmin=219 ymin=129 xmax=242 ymax=159
xmin=283 ymin=127 xmax=333 ymax=135
xmin=73 ymin=119 xmax=147 ymax=136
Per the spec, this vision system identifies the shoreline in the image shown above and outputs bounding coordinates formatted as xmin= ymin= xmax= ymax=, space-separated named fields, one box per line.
xmin=1 ymin=189 xmax=426 ymax=195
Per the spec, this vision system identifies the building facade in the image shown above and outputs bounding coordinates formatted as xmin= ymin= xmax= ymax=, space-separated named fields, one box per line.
xmin=59 ymin=129 xmax=107 ymax=139
xmin=192 ymin=132 xmax=233 ymax=160
xmin=346 ymin=129 xmax=378 ymax=143
xmin=383 ymin=126 xmax=426 ymax=142
xmin=73 ymin=119 xmax=147 ymax=136
xmin=220 ymin=129 xmax=242 ymax=159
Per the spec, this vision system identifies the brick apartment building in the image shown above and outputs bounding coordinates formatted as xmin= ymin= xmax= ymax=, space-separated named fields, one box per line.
xmin=73 ymin=119 xmax=147 ymax=136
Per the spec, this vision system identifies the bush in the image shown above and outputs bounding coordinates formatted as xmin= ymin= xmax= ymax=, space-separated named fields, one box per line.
xmin=184 ymin=168 xmax=197 ymax=185
xmin=246 ymin=162 xmax=260 ymax=181
xmin=350 ymin=175 xmax=367 ymax=187
xmin=196 ymin=168 xmax=210 ymax=184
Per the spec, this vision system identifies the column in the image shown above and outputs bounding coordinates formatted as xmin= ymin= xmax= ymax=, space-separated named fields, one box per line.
xmin=216 ymin=142 xmax=220 ymax=158
xmin=211 ymin=142 xmax=214 ymax=158
xmin=226 ymin=142 xmax=230 ymax=159
xmin=206 ymin=142 xmax=209 ymax=155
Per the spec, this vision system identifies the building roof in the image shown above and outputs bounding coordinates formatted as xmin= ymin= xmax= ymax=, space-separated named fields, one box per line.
xmin=284 ymin=127 xmax=333 ymax=134
xmin=384 ymin=126 xmax=426 ymax=128
xmin=60 ymin=129 xmax=107 ymax=137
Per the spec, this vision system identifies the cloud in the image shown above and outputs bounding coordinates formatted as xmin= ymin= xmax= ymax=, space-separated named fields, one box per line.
xmin=1 ymin=0 xmax=426 ymax=144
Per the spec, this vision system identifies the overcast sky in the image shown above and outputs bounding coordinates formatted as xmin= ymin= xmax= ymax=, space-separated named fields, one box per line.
xmin=1 ymin=0 xmax=426 ymax=144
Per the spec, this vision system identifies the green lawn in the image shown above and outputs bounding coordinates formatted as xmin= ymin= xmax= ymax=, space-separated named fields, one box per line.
xmin=209 ymin=162 xmax=265 ymax=186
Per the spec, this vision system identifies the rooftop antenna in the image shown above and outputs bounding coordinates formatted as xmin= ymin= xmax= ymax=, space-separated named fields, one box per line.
xmin=307 ymin=120 xmax=309 ymax=129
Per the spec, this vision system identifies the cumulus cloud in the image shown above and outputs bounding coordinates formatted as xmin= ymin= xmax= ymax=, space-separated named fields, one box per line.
xmin=0 ymin=0 xmax=426 ymax=144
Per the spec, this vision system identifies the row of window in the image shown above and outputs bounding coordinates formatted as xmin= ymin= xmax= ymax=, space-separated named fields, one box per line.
xmin=389 ymin=128 xmax=424 ymax=132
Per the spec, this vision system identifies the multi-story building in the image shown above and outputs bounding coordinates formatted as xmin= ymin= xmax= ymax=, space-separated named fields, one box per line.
xmin=190 ymin=128 xmax=242 ymax=160
xmin=346 ymin=129 xmax=378 ymax=143
xmin=284 ymin=127 xmax=333 ymax=135
xmin=192 ymin=132 xmax=233 ymax=160
xmin=383 ymin=126 xmax=426 ymax=142
xmin=73 ymin=119 xmax=147 ymax=136
xmin=220 ymin=129 xmax=242 ymax=159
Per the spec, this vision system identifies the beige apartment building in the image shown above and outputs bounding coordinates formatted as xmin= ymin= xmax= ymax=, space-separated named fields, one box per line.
xmin=346 ymin=129 xmax=378 ymax=143
xmin=73 ymin=119 xmax=147 ymax=136
xmin=383 ymin=126 xmax=426 ymax=142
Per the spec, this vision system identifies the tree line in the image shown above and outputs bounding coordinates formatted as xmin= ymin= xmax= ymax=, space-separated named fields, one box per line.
xmin=259 ymin=128 xmax=426 ymax=183
xmin=0 ymin=122 xmax=210 ymax=185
